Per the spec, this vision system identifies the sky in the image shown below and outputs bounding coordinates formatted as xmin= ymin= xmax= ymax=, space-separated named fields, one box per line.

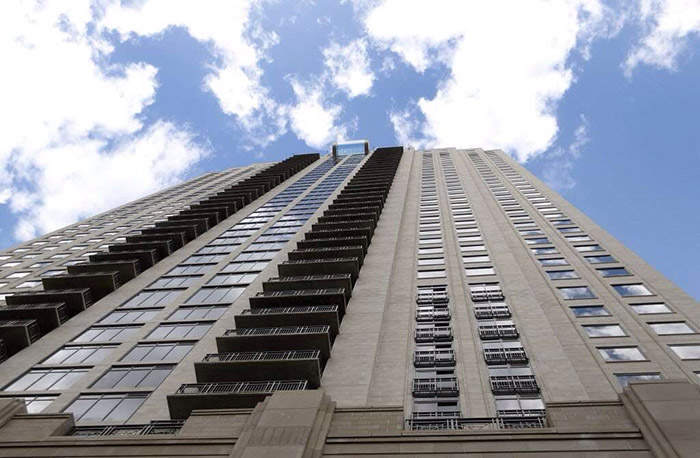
xmin=0 ymin=0 xmax=698 ymax=300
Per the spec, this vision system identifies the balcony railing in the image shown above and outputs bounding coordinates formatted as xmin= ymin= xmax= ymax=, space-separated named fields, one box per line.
xmin=71 ymin=421 xmax=184 ymax=437
xmin=266 ymin=274 xmax=351 ymax=282
xmin=239 ymin=305 xmax=338 ymax=316
xmin=483 ymin=347 xmax=528 ymax=364
xmin=282 ymin=257 xmax=357 ymax=265
xmin=0 ymin=319 xmax=41 ymax=342
xmin=416 ymin=309 xmax=451 ymax=322
xmin=478 ymin=325 xmax=518 ymax=340
xmin=0 ymin=339 xmax=6 ymax=363
xmin=414 ymin=349 xmax=455 ymax=367
xmin=254 ymin=289 xmax=344 ymax=298
xmin=175 ymin=380 xmax=308 ymax=395
xmin=415 ymin=327 xmax=453 ymax=342
xmin=407 ymin=415 xmax=546 ymax=431
xmin=416 ymin=292 xmax=449 ymax=304
xmin=470 ymin=290 xmax=505 ymax=302
xmin=203 ymin=350 xmax=320 ymax=362
xmin=497 ymin=409 xmax=547 ymax=419
xmin=490 ymin=375 xmax=540 ymax=394
xmin=412 ymin=377 xmax=459 ymax=396
xmin=410 ymin=410 xmax=461 ymax=419
xmin=474 ymin=304 xmax=511 ymax=319
xmin=224 ymin=325 xmax=329 ymax=337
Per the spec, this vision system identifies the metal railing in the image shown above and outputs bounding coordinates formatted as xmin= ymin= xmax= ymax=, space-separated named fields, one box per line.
xmin=483 ymin=348 xmax=528 ymax=364
xmin=412 ymin=377 xmax=459 ymax=396
xmin=478 ymin=325 xmax=518 ymax=340
xmin=407 ymin=415 xmax=546 ymax=431
xmin=410 ymin=410 xmax=461 ymax=419
xmin=175 ymin=380 xmax=308 ymax=395
xmin=415 ymin=327 xmax=453 ymax=341
xmin=266 ymin=274 xmax=352 ymax=282
xmin=0 ymin=340 xmax=6 ymax=363
xmin=224 ymin=325 xmax=329 ymax=337
xmin=474 ymin=304 xmax=511 ymax=319
xmin=470 ymin=290 xmax=505 ymax=302
xmin=71 ymin=421 xmax=185 ymax=437
xmin=293 ymin=246 xmax=363 ymax=253
xmin=416 ymin=309 xmax=451 ymax=321
xmin=239 ymin=305 xmax=338 ymax=316
xmin=490 ymin=375 xmax=540 ymax=394
xmin=283 ymin=257 xmax=357 ymax=265
xmin=254 ymin=288 xmax=344 ymax=298
xmin=414 ymin=349 xmax=455 ymax=367
xmin=416 ymin=292 xmax=449 ymax=304
xmin=203 ymin=350 xmax=320 ymax=362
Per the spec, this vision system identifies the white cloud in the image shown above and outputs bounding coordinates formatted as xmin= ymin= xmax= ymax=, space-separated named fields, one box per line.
xmin=100 ymin=0 xmax=286 ymax=145
xmin=542 ymin=115 xmax=590 ymax=191
xmin=0 ymin=1 xmax=208 ymax=240
xmin=323 ymin=39 xmax=375 ymax=97
xmin=363 ymin=0 xmax=615 ymax=161
xmin=624 ymin=0 xmax=700 ymax=75
xmin=288 ymin=80 xmax=351 ymax=149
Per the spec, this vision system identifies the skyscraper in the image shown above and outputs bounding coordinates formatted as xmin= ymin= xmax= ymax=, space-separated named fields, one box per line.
xmin=0 ymin=144 xmax=698 ymax=457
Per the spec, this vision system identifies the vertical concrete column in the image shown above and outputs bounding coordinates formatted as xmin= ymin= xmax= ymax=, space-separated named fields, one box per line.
xmin=622 ymin=380 xmax=700 ymax=457
xmin=229 ymin=390 xmax=334 ymax=458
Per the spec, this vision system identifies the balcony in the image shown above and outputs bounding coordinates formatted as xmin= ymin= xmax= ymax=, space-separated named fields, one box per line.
xmin=262 ymin=274 xmax=352 ymax=301
xmin=323 ymin=206 xmax=380 ymax=220
xmin=0 ymin=339 xmax=6 ymax=363
xmin=470 ymin=290 xmax=505 ymax=302
xmin=317 ymin=212 xmax=378 ymax=225
xmin=141 ymin=226 xmax=198 ymax=243
xmin=412 ymin=377 xmax=459 ymax=397
xmin=127 ymin=232 xmax=186 ymax=251
xmin=416 ymin=308 xmax=451 ymax=322
xmin=68 ymin=260 xmax=141 ymax=283
xmin=0 ymin=302 xmax=68 ymax=333
xmin=415 ymin=327 xmax=453 ymax=342
xmin=296 ymin=236 xmax=368 ymax=253
xmin=175 ymin=209 xmax=221 ymax=227
xmin=311 ymin=220 xmax=375 ymax=238
xmin=483 ymin=347 xmax=528 ymax=365
xmin=416 ymin=291 xmax=449 ymax=305
xmin=91 ymin=249 xmax=159 ymax=270
xmin=474 ymin=304 xmax=511 ymax=319
xmin=154 ymin=219 xmax=208 ymax=237
xmin=277 ymin=258 xmax=360 ymax=284
xmin=217 ymin=325 xmax=332 ymax=360
xmin=478 ymin=325 xmax=519 ymax=340
xmin=287 ymin=246 xmax=365 ymax=267
xmin=235 ymin=305 xmax=340 ymax=337
xmin=164 ymin=215 xmax=212 ymax=232
xmin=168 ymin=380 xmax=309 ymax=419
xmin=304 ymin=227 xmax=373 ymax=242
xmin=195 ymin=350 xmax=322 ymax=387
xmin=0 ymin=319 xmax=41 ymax=356
xmin=71 ymin=420 xmax=184 ymax=437
xmin=490 ymin=375 xmax=540 ymax=394
xmin=414 ymin=349 xmax=455 ymax=367
xmin=249 ymin=289 xmax=347 ymax=316
xmin=407 ymin=415 xmax=546 ymax=431
xmin=42 ymin=272 xmax=120 ymax=301
xmin=5 ymin=288 xmax=93 ymax=317
xmin=109 ymin=240 xmax=173 ymax=260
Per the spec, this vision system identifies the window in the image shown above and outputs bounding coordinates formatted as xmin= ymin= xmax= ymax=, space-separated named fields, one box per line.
xmin=418 ymin=270 xmax=446 ymax=279
xmin=3 ymin=395 xmax=57 ymax=413
xmin=99 ymin=309 xmax=160 ymax=324
xmin=73 ymin=325 xmax=141 ymax=343
xmin=43 ymin=345 xmax=117 ymax=365
xmin=120 ymin=290 xmax=183 ymax=308
xmin=597 ymin=267 xmax=631 ymax=277
xmin=494 ymin=395 xmax=545 ymax=414
xmin=616 ymin=373 xmax=662 ymax=387
xmin=221 ymin=261 xmax=269 ymax=273
xmin=17 ymin=280 xmax=41 ymax=288
xmin=5 ymin=271 xmax=30 ymax=279
xmin=546 ymin=270 xmax=578 ymax=280
xmin=538 ymin=258 xmax=568 ymax=267
xmin=575 ymin=244 xmax=604 ymax=252
xmin=531 ymin=247 xmax=558 ymax=255
xmin=583 ymin=324 xmax=626 ymax=338
xmin=419 ymin=247 xmax=444 ymax=255
xmin=649 ymin=322 xmax=695 ymax=335
xmin=557 ymin=286 xmax=596 ymax=300
xmin=598 ymin=347 xmax=646 ymax=362
xmin=3 ymin=368 xmax=89 ymax=391
xmin=92 ymin=365 xmax=174 ymax=389
xmin=524 ymin=238 xmax=550 ymax=245
xmin=147 ymin=276 xmax=201 ymax=289
xmin=168 ymin=305 xmax=227 ymax=321
xmin=64 ymin=393 xmax=147 ymax=423
xmin=460 ymin=245 xmax=486 ymax=252
xmin=551 ymin=219 xmax=573 ymax=226
xmin=630 ymin=303 xmax=671 ymax=315
xmin=186 ymin=287 xmax=244 ymax=304
xmin=565 ymin=235 xmax=592 ymax=242
xmin=166 ymin=264 xmax=215 ymax=276
xmin=669 ymin=345 xmax=700 ymax=360
xmin=40 ymin=269 xmax=66 ymax=277
xmin=465 ymin=267 xmax=495 ymax=276
xmin=558 ymin=227 xmax=582 ymax=233
xmin=585 ymin=255 xmax=617 ymax=264
xmin=418 ymin=258 xmax=445 ymax=266
xmin=462 ymin=255 xmax=490 ymax=264
xmin=121 ymin=342 xmax=193 ymax=362
xmin=613 ymin=283 xmax=653 ymax=297
xmin=2 ymin=262 xmax=21 ymax=267
xmin=570 ymin=305 xmax=610 ymax=317
xmin=147 ymin=322 xmax=212 ymax=340
xmin=206 ymin=273 xmax=259 ymax=286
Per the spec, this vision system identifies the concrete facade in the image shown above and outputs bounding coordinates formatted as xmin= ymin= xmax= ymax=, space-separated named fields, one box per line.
xmin=0 ymin=145 xmax=698 ymax=456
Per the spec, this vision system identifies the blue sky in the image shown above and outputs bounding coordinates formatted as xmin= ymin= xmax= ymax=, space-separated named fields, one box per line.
xmin=0 ymin=0 xmax=698 ymax=299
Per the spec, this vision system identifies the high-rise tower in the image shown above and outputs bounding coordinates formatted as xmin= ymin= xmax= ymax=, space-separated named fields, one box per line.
xmin=0 ymin=145 xmax=697 ymax=457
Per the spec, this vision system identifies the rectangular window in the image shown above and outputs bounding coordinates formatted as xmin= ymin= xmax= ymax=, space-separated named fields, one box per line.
xmin=615 ymin=373 xmax=662 ymax=387
xmin=462 ymin=255 xmax=490 ymax=263
xmin=168 ymin=305 xmax=228 ymax=321
xmin=146 ymin=322 xmax=212 ymax=340
xmin=64 ymin=393 xmax=147 ymax=423
xmin=557 ymin=286 xmax=596 ymax=300
xmin=221 ymin=261 xmax=269 ymax=273
xmin=186 ymin=287 xmax=244 ymax=304
xmin=669 ymin=345 xmax=700 ymax=360
xmin=565 ymin=235 xmax=592 ymax=242
xmin=206 ymin=273 xmax=259 ymax=286
xmin=598 ymin=347 xmax=646 ymax=362
xmin=2 ymin=396 xmax=57 ymax=413
xmin=418 ymin=258 xmax=445 ymax=266
xmin=419 ymin=247 xmax=444 ymax=255
xmin=91 ymin=365 xmax=174 ymax=389
xmin=147 ymin=276 xmax=201 ymax=289
xmin=120 ymin=290 xmax=183 ymax=309
xmin=546 ymin=270 xmax=578 ymax=280
xmin=558 ymin=227 xmax=582 ymax=233
xmin=166 ymin=265 xmax=215 ymax=276
xmin=538 ymin=258 xmax=569 ymax=267
xmin=597 ymin=267 xmax=631 ymax=277
xmin=531 ymin=247 xmax=558 ymax=255
xmin=99 ymin=309 xmax=160 ymax=324
xmin=630 ymin=303 xmax=671 ymax=315
xmin=73 ymin=325 xmax=141 ymax=343
xmin=524 ymin=238 xmax=550 ymax=245
xmin=121 ymin=343 xmax=193 ymax=362
xmin=585 ymin=255 xmax=617 ymax=264
xmin=3 ymin=368 xmax=89 ymax=391
xmin=575 ymin=244 xmax=604 ymax=252
xmin=613 ymin=284 xmax=653 ymax=297
xmin=460 ymin=245 xmax=486 ymax=252
xmin=42 ymin=345 xmax=118 ymax=365
xmin=417 ymin=270 xmax=446 ymax=279
xmin=583 ymin=324 xmax=627 ymax=338
xmin=649 ymin=322 xmax=695 ymax=335
xmin=465 ymin=267 xmax=496 ymax=276
xmin=570 ymin=305 xmax=610 ymax=317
